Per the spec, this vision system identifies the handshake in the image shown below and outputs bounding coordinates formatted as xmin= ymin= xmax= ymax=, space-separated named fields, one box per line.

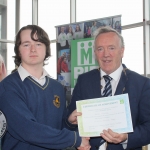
xmin=78 ymin=137 xmax=91 ymax=150
xmin=68 ymin=110 xmax=91 ymax=150
xmin=69 ymin=110 xmax=91 ymax=150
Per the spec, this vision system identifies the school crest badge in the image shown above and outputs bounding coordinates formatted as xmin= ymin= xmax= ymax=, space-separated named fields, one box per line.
xmin=53 ymin=95 xmax=60 ymax=108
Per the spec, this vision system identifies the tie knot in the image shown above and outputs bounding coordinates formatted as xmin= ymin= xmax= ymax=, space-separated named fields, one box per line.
xmin=103 ymin=75 xmax=112 ymax=82
xmin=102 ymin=75 xmax=112 ymax=97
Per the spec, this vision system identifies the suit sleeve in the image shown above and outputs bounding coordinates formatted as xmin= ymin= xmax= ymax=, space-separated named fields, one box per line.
xmin=127 ymin=78 xmax=150 ymax=149
xmin=66 ymin=75 xmax=83 ymax=130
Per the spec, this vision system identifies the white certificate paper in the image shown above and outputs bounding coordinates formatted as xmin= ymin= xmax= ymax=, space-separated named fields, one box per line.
xmin=76 ymin=94 xmax=133 ymax=137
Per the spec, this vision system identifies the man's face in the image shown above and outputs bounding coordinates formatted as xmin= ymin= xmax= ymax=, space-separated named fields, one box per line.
xmin=61 ymin=27 xmax=65 ymax=33
xmin=76 ymin=25 xmax=80 ymax=31
xmin=94 ymin=32 xmax=124 ymax=74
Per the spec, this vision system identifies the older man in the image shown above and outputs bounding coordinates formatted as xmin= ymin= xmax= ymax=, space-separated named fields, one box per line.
xmin=67 ymin=26 xmax=150 ymax=150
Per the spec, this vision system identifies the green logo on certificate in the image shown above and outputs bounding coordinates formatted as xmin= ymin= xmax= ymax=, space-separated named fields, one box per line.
xmin=120 ymin=99 xmax=124 ymax=104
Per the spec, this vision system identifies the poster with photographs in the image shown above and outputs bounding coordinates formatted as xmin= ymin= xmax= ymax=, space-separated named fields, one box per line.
xmin=56 ymin=15 xmax=121 ymax=105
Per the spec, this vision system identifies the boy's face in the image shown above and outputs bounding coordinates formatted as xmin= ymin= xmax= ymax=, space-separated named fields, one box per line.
xmin=19 ymin=29 xmax=46 ymax=69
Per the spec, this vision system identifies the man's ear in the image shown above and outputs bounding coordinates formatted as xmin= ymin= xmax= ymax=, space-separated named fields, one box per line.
xmin=0 ymin=64 xmax=3 ymax=81
xmin=121 ymin=47 xmax=125 ymax=58
xmin=0 ymin=63 xmax=7 ymax=81
xmin=0 ymin=64 xmax=2 ymax=75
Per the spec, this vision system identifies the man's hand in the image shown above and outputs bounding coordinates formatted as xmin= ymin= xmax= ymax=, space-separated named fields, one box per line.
xmin=100 ymin=129 xmax=127 ymax=144
xmin=77 ymin=137 xmax=91 ymax=150
xmin=68 ymin=109 xmax=82 ymax=124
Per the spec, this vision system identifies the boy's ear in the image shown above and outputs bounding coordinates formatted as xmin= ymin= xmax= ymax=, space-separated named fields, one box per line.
xmin=2 ymin=63 xmax=6 ymax=75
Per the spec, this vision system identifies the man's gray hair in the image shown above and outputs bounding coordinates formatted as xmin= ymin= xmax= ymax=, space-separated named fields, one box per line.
xmin=93 ymin=26 xmax=125 ymax=49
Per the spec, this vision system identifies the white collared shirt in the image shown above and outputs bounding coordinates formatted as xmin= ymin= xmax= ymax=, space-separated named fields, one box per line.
xmin=101 ymin=64 xmax=123 ymax=96
xmin=18 ymin=65 xmax=50 ymax=86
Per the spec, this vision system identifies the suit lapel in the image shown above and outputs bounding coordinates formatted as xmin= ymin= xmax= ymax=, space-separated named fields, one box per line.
xmin=115 ymin=65 xmax=128 ymax=95
xmin=91 ymin=69 xmax=101 ymax=98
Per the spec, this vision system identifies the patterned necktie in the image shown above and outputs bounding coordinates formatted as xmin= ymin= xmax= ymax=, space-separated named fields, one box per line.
xmin=102 ymin=75 xmax=112 ymax=97
xmin=99 ymin=75 xmax=112 ymax=150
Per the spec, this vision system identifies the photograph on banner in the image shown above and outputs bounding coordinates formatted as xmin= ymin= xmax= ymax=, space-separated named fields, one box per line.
xmin=57 ymin=26 xmax=69 ymax=51
xmin=57 ymin=49 xmax=70 ymax=73
xmin=58 ymin=72 xmax=71 ymax=95
xmin=84 ymin=17 xmax=120 ymax=39
xmin=66 ymin=26 xmax=73 ymax=49
xmin=56 ymin=23 xmax=84 ymax=51
xmin=112 ymin=16 xmax=121 ymax=33
xmin=97 ymin=18 xmax=112 ymax=28
xmin=71 ymin=23 xmax=84 ymax=40
xmin=57 ymin=49 xmax=71 ymax=96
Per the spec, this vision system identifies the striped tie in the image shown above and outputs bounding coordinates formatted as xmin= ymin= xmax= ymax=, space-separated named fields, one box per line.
xmin=99 ymin=75 xmax=112 ymax=150
xmin=102 ymin=75 xmax=112 ymax=97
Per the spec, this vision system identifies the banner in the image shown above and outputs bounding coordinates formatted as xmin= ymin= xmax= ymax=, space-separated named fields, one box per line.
xmin=71 ymin=38 xmax=98 ymax=93
xmin=56 ymin=15 xmax=121 ymax=104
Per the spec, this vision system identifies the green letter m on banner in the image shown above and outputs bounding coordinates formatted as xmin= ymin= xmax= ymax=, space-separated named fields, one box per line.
xmin=81 ymin=47 xmax=92 ymax=65
xmin=77 ymin=40 xmax=95 ymax=66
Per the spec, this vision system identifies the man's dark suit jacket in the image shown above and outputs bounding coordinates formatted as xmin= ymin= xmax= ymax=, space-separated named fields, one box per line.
xmin=67 ymin=64 xmax=150 ymax=150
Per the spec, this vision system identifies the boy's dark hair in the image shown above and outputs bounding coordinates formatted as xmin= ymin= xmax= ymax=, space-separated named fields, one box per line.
xmin=13 ymin=25 xmax=51 ymax=67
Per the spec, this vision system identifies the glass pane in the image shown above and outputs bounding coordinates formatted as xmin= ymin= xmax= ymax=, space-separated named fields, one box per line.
xmin=0 ymin=42 xmax=6 ymax=65
xmin=0 ymin=42 xmax=15 ymax=76
xmin=7 ymin=0 xmax=15 ymax=40
xmin=44 ymin=43 xmax=57 ymax=79
xmin=0 ymin=16 xmax=1 ymax=38
xmin=76 ymin=0 xmax=142 ymax=26
xmin=38 ymin=0 xmax=70 ymax=40
xmin=122 ymin=27 xmax=144 ymax=74
xmin=20 ymin=0 xmax=32 ymax=28
xmin=0 ymin=0 xmax=7 ymax=41
xmin=7 ymin=43 xmax=15 ymax=75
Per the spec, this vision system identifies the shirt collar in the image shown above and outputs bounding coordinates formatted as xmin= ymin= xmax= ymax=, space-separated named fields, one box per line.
xmin=101 ymin=64 xmax=123 ymax=81
xmin=18 ymin=65 xmax=50 ymax=81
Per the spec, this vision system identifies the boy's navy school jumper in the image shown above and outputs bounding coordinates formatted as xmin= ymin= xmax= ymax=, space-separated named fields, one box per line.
xmin=0 ymin=71 xmax=81 ymax=150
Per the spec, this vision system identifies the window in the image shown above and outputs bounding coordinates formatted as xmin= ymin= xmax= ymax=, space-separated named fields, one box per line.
xmin=122 ymin=27 xmax=143 ymax=74
xmin=7 ymin=43 xmax=15 ymax=75
xmin=44 ymin=43 xmax=57 ymax=79
xmin=7 ymin=0 xmax=15 ymax=40
xmin=76 ymin=0 xmax=143 ymax=26
xmin=38 ymin=0 xmax=70 ymax=40
xmin=20 ymin=0 xmax=32 ymax=28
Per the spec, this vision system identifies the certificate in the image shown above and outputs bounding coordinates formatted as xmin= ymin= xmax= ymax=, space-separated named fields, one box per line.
xmin=76 ymin=94 xmax=133 ymax=137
